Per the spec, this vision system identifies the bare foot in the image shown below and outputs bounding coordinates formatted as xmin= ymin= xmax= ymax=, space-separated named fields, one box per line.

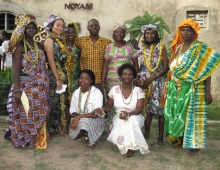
xmin=58 ymin=125 xmax=68 ymax=137
xmin=63 ymin=126 xmax=69 ymax=134
xmin=123 ymin=150 xmax=134 ymax=158
xmin=157 ymin=138 xmax=165 ymax=146
xmin=145 ymin=134 xmax=149 ymax=139
xmin=172 ymin=144 xmax=183 ymax=150
xmin=187 ymin=149 xmax=200 ymax=157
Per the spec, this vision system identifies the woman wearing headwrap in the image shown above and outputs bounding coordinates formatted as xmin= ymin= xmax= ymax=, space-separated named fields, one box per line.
xmin=43 ymin=14 xmax=68 ymax=138
xmin=64 ymin=22 xmax=81 ymax=132
xmin=7 ymin=14 xmax=49 ymax=149
xmin=101 ymin=23 xmax=139 ymax=135
xmin=162 ymin=18 xmax=220 ymax=156
xmin=137 ymin=24 xmax=168 ymax=145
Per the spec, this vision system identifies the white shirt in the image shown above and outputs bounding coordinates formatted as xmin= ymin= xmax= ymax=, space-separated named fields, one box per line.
xmin=2 ymin=40 xmax=12 ymax=67
xmin=70 ymin=86 xmax=103 ymax=114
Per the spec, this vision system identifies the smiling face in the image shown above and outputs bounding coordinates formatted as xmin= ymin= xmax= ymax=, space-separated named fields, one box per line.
xmin=120 ymin=68 xmax=134 ymax=85
xmin=66 ymin=26 xmax=76 ymax=42
xmin=25 ymin=22 xmax=37 ymax=38
xmin=87 ymin=19 xmax=100 ymax=36
xmin=113 ymin=27 xmax=126 ymax=42
xmin=144 ymin=29 xmax=157 ymax=43
xmin=180 ymin=26 xmax=195 ymax=42
xmin=78 ymin=73 xmax=93 ymax=91
xmin=51 ymin=19 xmax=64 ymax=37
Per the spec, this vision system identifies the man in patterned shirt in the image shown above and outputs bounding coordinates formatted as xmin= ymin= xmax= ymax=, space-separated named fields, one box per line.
xmin=75 ymin=19 xmax=111 ymax=90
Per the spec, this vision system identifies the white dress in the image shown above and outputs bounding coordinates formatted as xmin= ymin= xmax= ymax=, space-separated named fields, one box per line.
xmin=107 ymin=85 xmax=150 ymax=154
xmin=69 ymin=86 xmax=105 ymax=146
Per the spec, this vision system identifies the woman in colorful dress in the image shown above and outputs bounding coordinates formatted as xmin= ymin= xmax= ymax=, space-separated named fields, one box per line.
xmin=162 ymin=18 xmax=220 ymax=156
xmin=101 ymin=23 xmax=139 ymax=134
xmin=94 ymin=64 xmax=149 ymax=157
xmin=7 ymin=14 xmax=49 ymax=148
xmin=69 ymin=69 xmax=105 ymax=150
xmin=137 ymin=24 xmax=168 ymax=145
xmin=64 ymin=22 xmax=81 ymax=132
xmin=44 ymin=14 xmax=68 ymax=138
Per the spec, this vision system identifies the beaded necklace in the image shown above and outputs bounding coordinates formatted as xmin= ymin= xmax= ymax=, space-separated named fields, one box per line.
xmin=78 ymin=86 xmax=92 ymax=114
xmin=141 ymin=43 xmax=164 ymax=118
xmin=23 ymin=39 xmax=39 ymax=64
xmin=65 ymin=43 xmax=77 ymax=56
xmin=120 ymin=83 xmax=133 ymax=105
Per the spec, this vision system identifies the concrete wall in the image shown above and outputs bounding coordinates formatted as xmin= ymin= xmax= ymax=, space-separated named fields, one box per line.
xmin=0 ymin=0 xmax=220 ymax=99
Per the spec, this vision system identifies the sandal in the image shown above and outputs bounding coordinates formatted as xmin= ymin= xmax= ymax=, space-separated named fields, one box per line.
xmin=86 ymin=144 xmax=96 ymax=150
xmin=81 ymin=136 xmax=89 ymax=144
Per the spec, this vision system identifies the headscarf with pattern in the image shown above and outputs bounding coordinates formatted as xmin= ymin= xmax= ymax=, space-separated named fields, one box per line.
xmin=66 ymin=22 xmax=80 ymax=38
xmin=171 ymin=18 xmax=200 ymax=52
xmin=8 ymin=14 xmax=37 ymax=53
xmin=112 ymin=23 xmax=127 ymax=38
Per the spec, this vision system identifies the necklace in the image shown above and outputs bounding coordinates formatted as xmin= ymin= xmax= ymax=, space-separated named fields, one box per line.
xmin=176 ymin=41 xmax=195 ymax=67
xmin=142 ymin=43 xmax=164 ymax=74
xmin=23 ymin=39 xmax=39 ymax=64
xmin=141 ymin=43 xmax=164 ymax=118
xmin=120 ymin=83 xmax=133 ymax=105
xmin=65 ymin=43 xmax=77 ymax=56
xmin=78 ymin=86 xmax=92 ymax=114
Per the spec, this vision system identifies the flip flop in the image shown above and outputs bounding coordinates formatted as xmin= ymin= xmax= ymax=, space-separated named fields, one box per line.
xmin=86 ymin=144 xmax=96 ymax=150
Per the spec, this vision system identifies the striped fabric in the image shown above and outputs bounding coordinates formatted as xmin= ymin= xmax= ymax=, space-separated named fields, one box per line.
xmin=164 ymin=41 xmax=220 ymax=148
xmin=69 ymin=118 xmax=105 ymax=146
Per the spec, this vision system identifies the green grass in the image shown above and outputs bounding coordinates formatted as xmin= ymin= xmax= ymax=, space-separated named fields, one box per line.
xmin=207 ymin=100 xmax=220 ymax=120
xmin=60 ymin=153 xmax=78 ymax=159
xmin=35 ymin=163 xmax=50 ymax=170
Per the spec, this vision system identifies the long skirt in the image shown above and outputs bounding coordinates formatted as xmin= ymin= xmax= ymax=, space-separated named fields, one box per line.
xmin=107 ymin=114 xmax=150 ymax=154
xmin=9 ymin=81 xmax=49 ymax=149
xmin=69 ymin=118 xmax=105 ymax=146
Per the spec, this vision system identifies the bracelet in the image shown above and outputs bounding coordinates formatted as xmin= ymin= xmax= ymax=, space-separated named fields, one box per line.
xmin=99 ymin=108 xmax=106 ymax=117
xmin=126 ymin=113 xmax=130 ymax=120
xmin=14 ymin=89 xmax=22 ymax=93
xmin=56 ymin=79 xmax=61 ymax=81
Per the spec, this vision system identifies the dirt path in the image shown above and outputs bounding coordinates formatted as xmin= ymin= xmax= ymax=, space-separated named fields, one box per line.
xmin=0 ymin=122 xmax=220 ymax=170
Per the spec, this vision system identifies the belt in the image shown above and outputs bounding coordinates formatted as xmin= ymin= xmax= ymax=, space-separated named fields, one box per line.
xmin=20 ymin=75 xmax=34 ymax=81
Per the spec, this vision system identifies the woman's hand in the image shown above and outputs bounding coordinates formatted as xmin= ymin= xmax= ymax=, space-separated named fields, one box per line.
xmin=205 ymin=91 xmax=212 ymax=105
xmin=56 ymin=80 xmax=62 ymax=90
xmin=70 ymin=116 xmax=80 ymax=130
xmin=14 ymin=91 xmax=22 ymax=103
xmin=144 ymin=77 xmax=153 ymax=88
xmin=119 ymin=111 xmax=129 ymax=120
xmin=91 ymin=108 xmax=103 ymax=118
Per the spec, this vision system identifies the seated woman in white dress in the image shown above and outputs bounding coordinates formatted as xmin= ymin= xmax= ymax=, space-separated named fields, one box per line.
xmin=69 ymin=69 xmax=105 ymax=150
xmin=93 ymin=64 xmax=150 ymax=157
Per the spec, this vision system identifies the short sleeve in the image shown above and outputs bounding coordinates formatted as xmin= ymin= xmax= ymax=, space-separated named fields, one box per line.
xmin=136 ymin=87 xmax=145 ymax=99
xmin=131 ymin=45 xmax=139 ymax=59
xmin=2 ymin=41 xmax=8 ymax=53
xmin=108 ymin=86 xmax=114 ymax=99
xmin=104 ymin=44 xmax=112 ymax=60
xmin=69 ymin=90 xmax=79 ymax=114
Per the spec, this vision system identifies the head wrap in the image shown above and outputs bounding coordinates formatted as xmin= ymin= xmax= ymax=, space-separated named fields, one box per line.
xmin=66 ymin=22 xmax=80 ymax=38
xmin=171 ymin=18 xmax=200 ymax=52
xmin=141 ymin=24 xmax=158 ymax=33
xmin=8 ymin=14 xmax=37 ymax=53
xmin=112 ymin=23 xmax=127 ymax=38
xmin=44 ymin=14 xmax=66 ymax=31
xmin=113 ymin=23 xmax=127 ymax=32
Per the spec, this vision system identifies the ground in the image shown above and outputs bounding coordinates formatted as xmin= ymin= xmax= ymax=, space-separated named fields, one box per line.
xmin=0 ymin=121 xmax=220 ymax=170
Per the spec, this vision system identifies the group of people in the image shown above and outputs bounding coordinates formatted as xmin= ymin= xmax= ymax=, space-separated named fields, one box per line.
xmin=2 ymin=13 xmax=220 ymax=158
